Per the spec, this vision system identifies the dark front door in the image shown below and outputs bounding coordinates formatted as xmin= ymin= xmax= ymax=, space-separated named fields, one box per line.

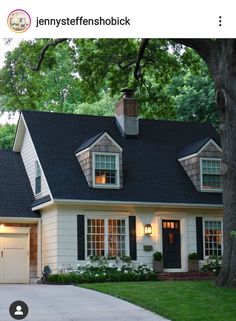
xmin=162 ymin=220 xmax=181 ymax=269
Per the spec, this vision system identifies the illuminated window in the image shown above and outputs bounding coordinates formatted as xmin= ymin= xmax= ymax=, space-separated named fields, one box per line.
xmin=201 ymin=159 xmax=222 ymax=191
xmin=108 ymin=219 xmax=126 ymax=257
xmin=87 ymin=218 xmax=126 ymax=257
xmin=204 ymin=220 xmax=222 ymax=257
xmin=93 ymin=153 xmax=119 ymax=187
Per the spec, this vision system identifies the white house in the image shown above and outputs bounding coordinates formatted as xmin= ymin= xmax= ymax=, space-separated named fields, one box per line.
xmin=0 ymin=90 xmax=223 ymax=283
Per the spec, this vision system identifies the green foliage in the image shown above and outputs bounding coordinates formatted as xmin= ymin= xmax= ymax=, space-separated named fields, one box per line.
xmin=48 ymin=264 xmax=156 ymax=284
xmin=0 ymin=39 xmax=218 ymax=126
xmin=188 ymin=252 xmax=198 ymax=260
xmin=0 ymin=39 xmax=81 ymax=113
xmin=153 ymin=251 xmax=163 ymax=261
xmin=0 ymin=124 xmax=16 ymax=150
xmin=201 ymin=255 xmax=222 ymax=274
xmin=75 ymin=93 xmax=118 ymax=116
xmin=230 ymin=231 xmax=236 ymax=237
xmin=167 ymin=70 xmax=218 ymax=126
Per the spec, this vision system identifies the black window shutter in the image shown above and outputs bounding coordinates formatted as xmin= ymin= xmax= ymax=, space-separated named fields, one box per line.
xmin=196 ymin=217 xmax=204 ymax=260
xmin=129 ymin=216 xmax=137 ymax=260
xmin=77 ymin=215 xmax=85 ymax=260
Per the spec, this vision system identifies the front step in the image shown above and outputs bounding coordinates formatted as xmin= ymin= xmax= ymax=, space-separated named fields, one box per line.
xmin=158 ymin=272 xmax=216 ymax=281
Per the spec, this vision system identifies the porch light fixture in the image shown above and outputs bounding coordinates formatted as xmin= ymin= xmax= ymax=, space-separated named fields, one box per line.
xmin=144 ymin=224 xmax=152 ymax=235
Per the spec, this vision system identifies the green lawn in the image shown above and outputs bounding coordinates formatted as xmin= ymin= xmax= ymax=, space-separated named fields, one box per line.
xmin=81 ymin=281 xmax=236 ymax=321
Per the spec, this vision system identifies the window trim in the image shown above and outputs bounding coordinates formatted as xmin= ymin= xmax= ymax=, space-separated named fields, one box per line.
xmin=85 ymin=215 xmax=129 ymax=258
xmin=200 ymin=158 xmax=222 ymax=192
xmin=203 ymin=218 xmax=223 ymax=259
xmin=92 ymin=152 xmax=120 ymax=189
xmin=35 ymin=160 xmax=42 ymax=196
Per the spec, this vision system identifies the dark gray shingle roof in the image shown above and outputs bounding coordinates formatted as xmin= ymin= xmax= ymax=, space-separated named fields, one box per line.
xmin=22 ymin=111 xmax=222 ymax=205
xmin=0 ymin=150 xmax=40 ymax=217
xmin=178 ymin=137 xmax=212 ymax=159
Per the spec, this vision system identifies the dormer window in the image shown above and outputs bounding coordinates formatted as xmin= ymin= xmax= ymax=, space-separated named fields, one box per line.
xmin=201 ymin=158 xmax=222 ymax=191
xmin=35 ymin=160 xmax=41 ymax=195
xmin=93 ymin=153 xmax=119 ymax=188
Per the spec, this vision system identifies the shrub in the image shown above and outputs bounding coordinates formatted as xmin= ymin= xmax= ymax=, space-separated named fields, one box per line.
xmin=48 ymin=263 xmax=157 ymax=284
xmin=201 ymin=255 xmax=222 ymax=274
xmin=188 ymin=252 xmax=198 ymax=260
xmin=153 ymin=252 xmax=162 ymax=261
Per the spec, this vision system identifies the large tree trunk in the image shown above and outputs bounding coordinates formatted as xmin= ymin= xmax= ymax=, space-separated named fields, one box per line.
xmin=208 ymin=40 xmax=236 ymax=287
xmin=175 ymin=39 xmax=236 ymax=287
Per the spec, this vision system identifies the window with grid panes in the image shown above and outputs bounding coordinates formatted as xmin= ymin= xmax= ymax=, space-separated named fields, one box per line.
xmin=108 ymin=219 xmax=126 ymax=257
xmin=94 ymin=154 xmax=118 ymax=186
xmin=87 ymin=219 xmax=105 ymax=256
xmin=87 ymin=218 xmax=126 ymax=257
xmin=204 ymin=220 xmax=222 ymax=257
xmin=201 ymin=159 xmax=222 ymax=190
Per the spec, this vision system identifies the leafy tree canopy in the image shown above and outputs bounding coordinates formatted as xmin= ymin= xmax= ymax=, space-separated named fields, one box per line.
xmin=0 ymin=38 xmax=218 ymax=126
xmin=0 ymin=124 xmax=16 ymax=150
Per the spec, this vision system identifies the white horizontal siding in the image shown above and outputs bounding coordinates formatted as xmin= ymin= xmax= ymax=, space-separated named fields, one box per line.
xmin=20 ymin=129 xmax=49 ymax=199
xmin=41 ymin=205 xmax=223 ymax=273
xmin=41 ymin=207 xmax=58 ymax=272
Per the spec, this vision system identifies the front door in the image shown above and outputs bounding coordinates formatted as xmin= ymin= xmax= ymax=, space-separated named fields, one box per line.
xmin=0 ymin=234 xmax=29 ymax=283
xmin=162 ymin=220 xmax=181 ymax=269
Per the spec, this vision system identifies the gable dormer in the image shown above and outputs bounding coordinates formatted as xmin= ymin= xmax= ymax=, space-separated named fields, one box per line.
xmin=75 ymin=131 xmax=123 ymax=189
xmin=178 ymin=138 xmax=222 ymax=192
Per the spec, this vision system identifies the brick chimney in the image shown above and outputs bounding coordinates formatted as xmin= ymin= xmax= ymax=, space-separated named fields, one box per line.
xmin=115 ymin=89 xmax=139 ymax=137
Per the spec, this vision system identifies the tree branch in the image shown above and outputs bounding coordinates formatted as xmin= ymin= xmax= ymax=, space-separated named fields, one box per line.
xmin=32 ymin=38 xmax=68 ymax=71
xmin=134 ymin=39 xmax=150 ymax=80
xmin=171 ymin=39 xmax=214 ymax=63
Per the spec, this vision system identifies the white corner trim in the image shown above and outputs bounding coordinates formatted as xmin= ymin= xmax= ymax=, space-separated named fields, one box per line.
xmin=75 ymin=131 xmax=122 ymax=156
xmin=17 ymin=114 xmax=54 ymax=201
xmin=13 ymin=115 xmax=26 ymax=152
xmin=32 ymin=199 xmax=55 ymax=211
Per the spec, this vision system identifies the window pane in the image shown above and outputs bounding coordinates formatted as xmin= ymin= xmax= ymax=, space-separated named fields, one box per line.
xmin=108 ymin=219 xmax=126 ymax=257
xmin=87 ymin=219 xmax=105 ymax=257
xmin=202 ymin=159 xmax=221 ymax=189
xmin=95 ymin=170 xmax=117 ymax=185
xmin=204 ymin=220 xmax=222 ymax=257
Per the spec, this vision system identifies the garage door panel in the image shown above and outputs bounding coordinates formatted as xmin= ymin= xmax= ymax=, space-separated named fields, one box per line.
xmin=0 ymin=234 xmax=29 ymax=284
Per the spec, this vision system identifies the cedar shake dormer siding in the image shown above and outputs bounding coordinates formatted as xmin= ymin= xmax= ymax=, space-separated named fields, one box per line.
xmin=76 ymin=132 xmax=123 ymax=188
xmin=178 ymin=139 xmax=222 ymax=192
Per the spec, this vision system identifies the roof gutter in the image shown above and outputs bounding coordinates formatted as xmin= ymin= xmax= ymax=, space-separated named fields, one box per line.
xmin=32 ymin=198 xmax=222 ymax=210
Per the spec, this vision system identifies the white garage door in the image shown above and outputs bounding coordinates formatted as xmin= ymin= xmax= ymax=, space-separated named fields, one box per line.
xmin=0 ymin=234 xmax=29 ymax=283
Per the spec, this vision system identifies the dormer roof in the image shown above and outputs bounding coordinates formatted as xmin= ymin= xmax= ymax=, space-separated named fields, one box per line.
xmin=178 ymin=137 xmax=221 ymax=160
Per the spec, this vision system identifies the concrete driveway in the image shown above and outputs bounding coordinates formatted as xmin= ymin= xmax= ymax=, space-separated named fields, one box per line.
xmin=0 ymin=284 xmax=169 ymax=321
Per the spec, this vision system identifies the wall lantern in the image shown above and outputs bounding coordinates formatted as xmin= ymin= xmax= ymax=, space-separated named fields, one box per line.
xmin=144 ymin=224 xmax=152 ymax=235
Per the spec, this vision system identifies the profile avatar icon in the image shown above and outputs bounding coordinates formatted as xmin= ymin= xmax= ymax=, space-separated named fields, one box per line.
xmin=7 ymin=9 xmax=31 ymax=33
xmin=14 ymin=305 xmax=24 ymax=316
xmin=9 ymin=300 xmax=29 ymax=320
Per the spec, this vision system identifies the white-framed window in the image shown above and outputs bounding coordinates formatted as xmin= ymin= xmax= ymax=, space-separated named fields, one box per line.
xmin=204 ymin=220 xmax=223 ymax=257
xmin=86 ymin=218 xmax=126 ymax=257
xmin=200 ymin=158 xmax=222 ymax=191
xmin=35 ymin=160 xmax=41 ymax=195
xmin=92 ymin=153 xmax=120 ymax=188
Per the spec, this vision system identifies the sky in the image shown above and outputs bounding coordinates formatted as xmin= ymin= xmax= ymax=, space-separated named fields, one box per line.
xmin=0 ymin=38 xmax=22 ymax=124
